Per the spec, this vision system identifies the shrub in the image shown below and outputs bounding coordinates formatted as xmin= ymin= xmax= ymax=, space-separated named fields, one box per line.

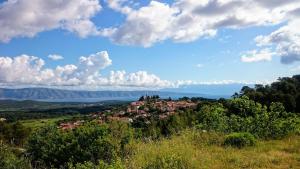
xmin=26 ymin=122 xmax=129 ymax=168
xmin=223 ymin=132 xmax=256 ymax=148
xmin=69 ymin=159 xmax=125 ymax=169
xmin=196 ymin=104 xmax=228 ymax=132
xmin=144 ymin=154 xmax=193 ymax=169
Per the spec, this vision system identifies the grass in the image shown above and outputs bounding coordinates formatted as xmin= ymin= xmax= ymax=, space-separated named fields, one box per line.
xmin=125 ymin=130 xmax=300 ymax=169
xmin=20 ymin=116 xmax=74 ymax=129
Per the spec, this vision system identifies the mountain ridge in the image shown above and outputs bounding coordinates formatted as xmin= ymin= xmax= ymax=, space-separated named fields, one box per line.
xmin=0 ymin=88 xmax=226 ymax=102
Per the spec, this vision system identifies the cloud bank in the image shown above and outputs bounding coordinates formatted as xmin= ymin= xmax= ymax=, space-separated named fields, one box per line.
xmin=0 ymin=51 xmax=172 ymax=89
xmin=0 ymin=51 xmax=271 ymax=90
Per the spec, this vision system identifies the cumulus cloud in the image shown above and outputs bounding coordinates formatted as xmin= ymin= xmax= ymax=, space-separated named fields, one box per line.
xmin=2 ymin=0 xmax=300 ymax=63
xmin=252 ymin=20 xmax=300 ymax=64
xmin=241 ymin=49 xmax=274 ymax=63
xmin=105 ymin=1 xmax=179 ymax=47
xmin=104 ymin=0 xmax=300 ymax=47
xmin=0 ymin=0 xmax=101 ymax=42
xmin=2 ymin=0 xmax=300 ymax=49
xmin=0 ymin=51 xmax=172 ymax=89
xmin=106 ymin=0 xmax=300 ymax=64
xmin=48 ymin=54 xmax=64 ymax=61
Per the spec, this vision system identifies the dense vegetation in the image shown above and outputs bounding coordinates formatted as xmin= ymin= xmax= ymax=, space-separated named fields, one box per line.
xmin=239 ymin=75 xmax=300 ymax=113
xmin=27 ymin=122 xmax=133 ymax=168
xmin=1 ymin=75 xmax=300 ymax=168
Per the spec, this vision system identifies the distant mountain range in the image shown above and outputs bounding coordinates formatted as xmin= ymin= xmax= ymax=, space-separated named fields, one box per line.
xmin=0 ymin=88 xmax=225 ymax=102
xmin=0 ymin=84 xmax=251 ymax=102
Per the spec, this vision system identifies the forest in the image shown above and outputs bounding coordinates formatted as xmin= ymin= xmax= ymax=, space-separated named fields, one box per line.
xmin=1 ymin=75 xmax=300 ymax=169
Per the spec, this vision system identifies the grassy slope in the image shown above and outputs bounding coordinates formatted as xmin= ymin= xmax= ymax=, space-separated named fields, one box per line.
xmin=126 ymin=130 xmax=300 ymax=169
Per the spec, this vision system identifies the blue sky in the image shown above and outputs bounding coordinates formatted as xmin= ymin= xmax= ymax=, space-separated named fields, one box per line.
xmin=0 ymin=0 xmax=299 ymax=90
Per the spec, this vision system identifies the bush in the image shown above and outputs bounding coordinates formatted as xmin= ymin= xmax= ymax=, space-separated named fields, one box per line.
xmin=26 ymin=122 xmax=134 ymax=168
xmin=26 ymin=121 xmax=134 ymax=168
xmin=223 ymin=132 xmax=256 ymax=148
xmin=0 ymin=142 xmax=30 ymax=169
xmin=144 ymin=154 xmax=193 ymax=169
xmin=196 ymin=104 xmax=228 ymax=132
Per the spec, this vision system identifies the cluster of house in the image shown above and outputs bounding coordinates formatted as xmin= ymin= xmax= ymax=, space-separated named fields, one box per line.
xmin=128 ymin=100 xmax=196 ymax=113
xmin=0 ymin=118 xmax=6 ymax=122
xmin=93 ymin=100 xmax=197 ymax=122
xmin=109 ymin=100 xmax=197 ymax=121
xmin=58 ymin=99 xmax=197 ymax=130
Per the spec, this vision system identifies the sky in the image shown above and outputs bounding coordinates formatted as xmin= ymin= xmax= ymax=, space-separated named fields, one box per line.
xmin=0 ymin=0 xmax=299 ymax=90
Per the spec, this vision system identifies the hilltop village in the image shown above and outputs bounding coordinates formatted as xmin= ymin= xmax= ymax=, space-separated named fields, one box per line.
xmin=59 ymin=96 xmax=201 ymax=130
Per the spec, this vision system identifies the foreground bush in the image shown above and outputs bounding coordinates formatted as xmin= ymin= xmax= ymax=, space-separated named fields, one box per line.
xmin=0 ymin=142 xmax=30 ymax=169
xmin=0 ymin=121 xmax=30 ymax=146
xmin=26 ymin=121 xmax=133 ymax=168
xmin=223 ymin=132 xmax=256 ymax=148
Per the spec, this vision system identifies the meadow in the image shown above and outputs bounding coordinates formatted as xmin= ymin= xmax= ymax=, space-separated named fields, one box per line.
xmin=127 ymin=130 xmax=300 ymax=169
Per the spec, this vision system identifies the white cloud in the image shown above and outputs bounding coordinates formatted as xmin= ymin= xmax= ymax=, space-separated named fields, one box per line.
xmin=104 ymin=0 xmax=300 ymax=47
xmin=0 ymin=0 xmax=101 ymax=42
xmin=106 ymin=0 xmax=133 ymax=14
xmin=2 ymin=0 xmax=300 ymax=64
xmin=2 ymin=0 xmax=300 ymax=51
xmin=105 ymin=1 xmax=179 ymax=47
xmin=0 ymin=52 xmax=271 ymax=89
xmin=0 ymin=51 xmax=172 ymax=89
xmin=252 ymin=20 xmax=300 ymax=64
xmin=48 ymin=54 xmax=64 ymax=61
xmin=241 ymin=49 xmax=274 ymax=63
xmin=107 ymin=70 xmax=172 ymax=88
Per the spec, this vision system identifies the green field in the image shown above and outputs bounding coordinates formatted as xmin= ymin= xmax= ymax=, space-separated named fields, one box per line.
xmin=20 ymin=116 xmax=74 ymax=129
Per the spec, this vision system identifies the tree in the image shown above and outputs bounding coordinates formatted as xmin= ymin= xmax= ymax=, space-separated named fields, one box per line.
xmin=138 ymin=96 xmax=145 ymax=101
xmin=240 ymin=75 xmax=300 ymax=114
